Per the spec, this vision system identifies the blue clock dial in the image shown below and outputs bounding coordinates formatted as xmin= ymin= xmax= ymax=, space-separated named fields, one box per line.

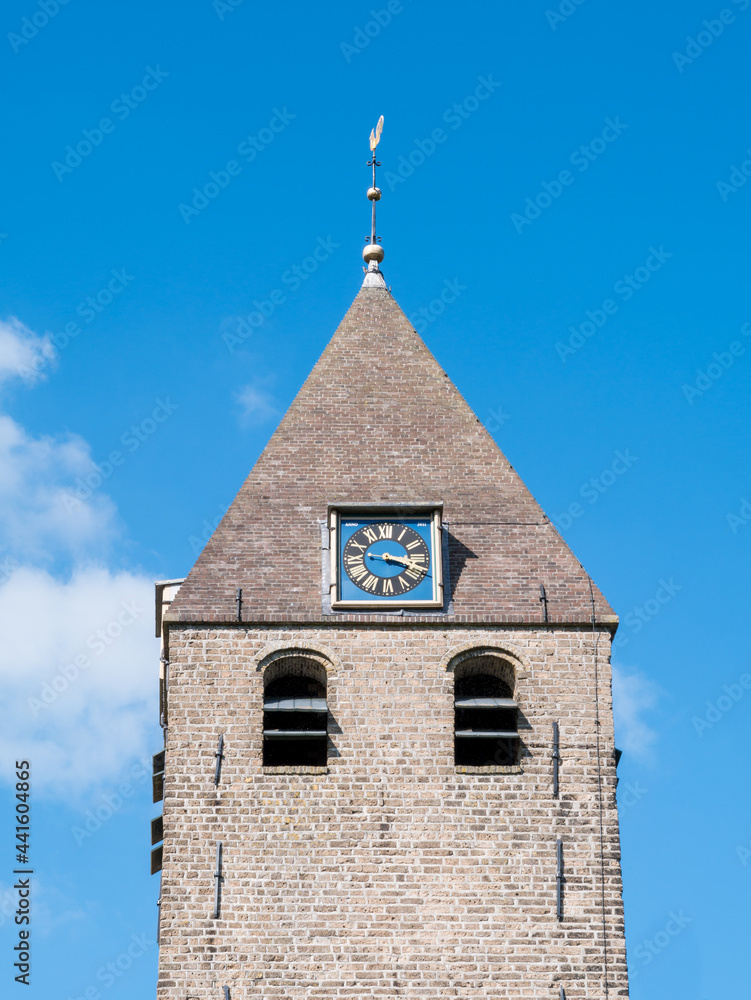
xmin=342 ymin=521 xmax=430 ymax=597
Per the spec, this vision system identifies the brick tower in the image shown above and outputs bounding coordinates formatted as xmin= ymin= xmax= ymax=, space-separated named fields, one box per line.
xmin=153 ymin=133 xmax=630 ymax=1000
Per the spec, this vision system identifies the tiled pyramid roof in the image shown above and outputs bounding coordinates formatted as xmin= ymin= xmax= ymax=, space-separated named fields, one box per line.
xmin=167 ymin=284 xmax=616 ymax=625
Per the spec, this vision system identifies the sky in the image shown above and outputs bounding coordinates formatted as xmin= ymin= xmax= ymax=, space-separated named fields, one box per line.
xmin=0 ymin=0 xmax=749 ymax=996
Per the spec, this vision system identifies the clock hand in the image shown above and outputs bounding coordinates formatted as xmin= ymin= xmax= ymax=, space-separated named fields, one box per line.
xmin=368 ymin=552 xmax=424 ymax=572
xmin=368 ymin=551 xmax=408 ymax=565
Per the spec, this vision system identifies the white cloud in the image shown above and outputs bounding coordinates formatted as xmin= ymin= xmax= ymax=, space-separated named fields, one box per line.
xmin=0 ymin=414 xmax=118 ymax=564
xmin=0 ymin=877 xmax=88 ymax=935
xmin=0 ymin=316 xmax=157 ymax=797
xmin=612 ymin=665 xmax=661 ymax=762
xmin=0 ymin=565 xmax=159 ymax=796
xmin=0 ymin=883 xmax=17 ymax=930
xmin=235 ymin=375 xmax=278 ymax=425
xmin=0 ymin=316 xmax=55 ymax=386
xmin=0 ymin=316 xmax=117 ymax=565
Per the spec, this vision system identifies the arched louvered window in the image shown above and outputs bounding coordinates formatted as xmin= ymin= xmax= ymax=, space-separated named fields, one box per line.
xmin=454 ymin=655 xmax=519 ymax=767
xmin=263 ymin=657 xmax=328 ymax=766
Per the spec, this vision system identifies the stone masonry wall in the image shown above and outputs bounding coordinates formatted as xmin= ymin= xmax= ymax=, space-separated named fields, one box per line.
xmin=156 ymin=624 xmax=630 ymax=1000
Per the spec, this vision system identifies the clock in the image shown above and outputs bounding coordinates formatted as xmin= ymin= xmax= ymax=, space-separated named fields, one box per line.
xmin=330 ymin=507 xmax=443 ymax=609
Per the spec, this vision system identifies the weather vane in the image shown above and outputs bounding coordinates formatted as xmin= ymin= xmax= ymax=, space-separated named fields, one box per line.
xmin=363 ymin=115 xmax=385 ymax=274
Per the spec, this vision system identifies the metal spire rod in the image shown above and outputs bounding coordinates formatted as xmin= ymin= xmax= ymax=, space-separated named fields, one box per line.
xmin=363 ymin=116 xmax=385 ymax=279
xmin=369 ymin=141 xmax=379 ymax=246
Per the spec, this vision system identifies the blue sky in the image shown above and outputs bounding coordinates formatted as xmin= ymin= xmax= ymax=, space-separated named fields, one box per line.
xmin=0 ymin=0 xmax=749 ymax=996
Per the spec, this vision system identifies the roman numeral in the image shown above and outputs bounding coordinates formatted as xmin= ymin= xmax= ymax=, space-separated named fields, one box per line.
xmin=363 ymin=528 xmax=377 ymax=543
xmin=377 ymin=524 xmax=393 ymax=539
xmin=361 ymin=574 xmax=378 ymax=591
xmin=405 ymin=568 xmax=421 ymax=580
xmin=406 ymin=541 xmax=421 ymax=550
xmin=349 ymin=564 xmax=368 ymax=580
xmin=349 ymin=541 xmax=367 ymax=552
xmin=381 ymin=578 xmax=394 ymax=595
xmin=397 ymin=528 xmax=407 ymax=541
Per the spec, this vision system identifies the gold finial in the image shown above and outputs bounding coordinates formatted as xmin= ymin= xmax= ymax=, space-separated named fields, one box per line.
xmin=369 ymin=115 xmax=384 ymax=153
xmin=363 ymin=116 xmax=385 ymax=273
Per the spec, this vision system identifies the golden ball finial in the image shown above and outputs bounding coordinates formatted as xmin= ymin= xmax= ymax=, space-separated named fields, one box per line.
xmin=363 ymin=243 xmax=385 ymax=264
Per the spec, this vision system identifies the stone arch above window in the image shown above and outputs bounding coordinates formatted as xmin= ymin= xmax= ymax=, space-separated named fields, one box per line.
xmin=442 ymin=642 xmax=529 ymax=681
xmin=254 ymin=642 xmax=339 ymax=677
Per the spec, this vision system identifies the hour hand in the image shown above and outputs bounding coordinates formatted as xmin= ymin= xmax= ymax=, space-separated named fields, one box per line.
xmin=370 ymin=551 xmax=422 ymax=572
xmin=368 ymin=551 xmax=406 ymax=565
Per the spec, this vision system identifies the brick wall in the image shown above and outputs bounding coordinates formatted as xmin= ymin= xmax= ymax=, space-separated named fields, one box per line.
xmin=156 ymin=624 xmax=629 ymax=999
xmin=168 ymin=287 xmax=616 ymax=625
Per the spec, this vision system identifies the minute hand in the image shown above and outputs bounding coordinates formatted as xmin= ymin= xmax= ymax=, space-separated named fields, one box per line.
xmin=370 ymin=551 xmax=424 ymax=572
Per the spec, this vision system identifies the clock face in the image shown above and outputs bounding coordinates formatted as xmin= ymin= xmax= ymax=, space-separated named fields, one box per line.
xmin=343 ymin=522 xmax=430 ymax=597
xmin=334 ymin=514 xmax=442 ymax=607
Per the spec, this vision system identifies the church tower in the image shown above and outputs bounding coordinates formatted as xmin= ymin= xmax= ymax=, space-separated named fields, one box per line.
xmin=153 ymin=124 xmax=630 ymax=999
